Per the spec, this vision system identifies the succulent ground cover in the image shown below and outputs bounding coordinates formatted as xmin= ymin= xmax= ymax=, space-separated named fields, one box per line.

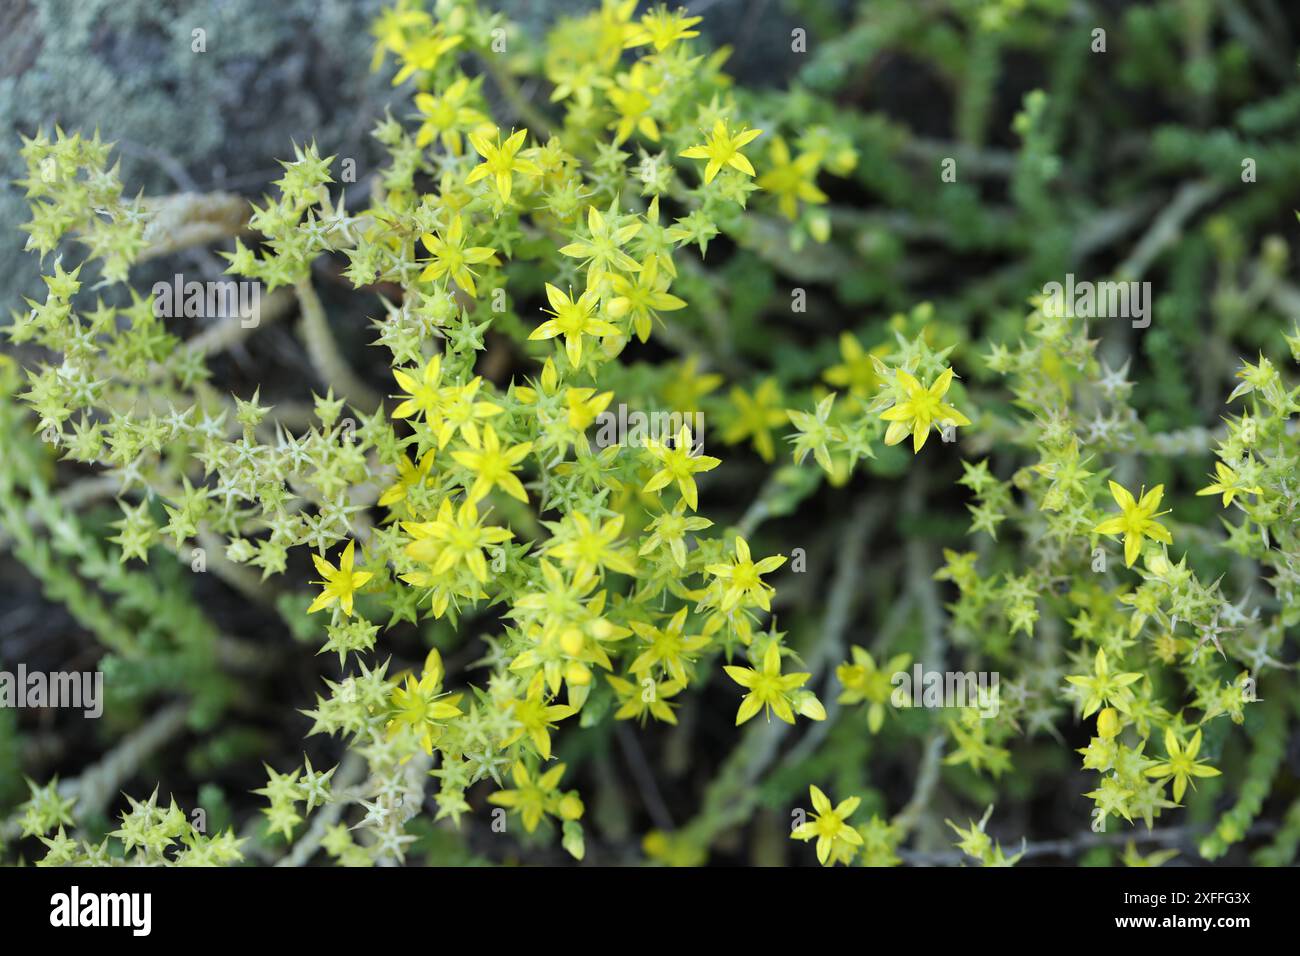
xmin=1 ymin=0 xmax=1299 ymax=868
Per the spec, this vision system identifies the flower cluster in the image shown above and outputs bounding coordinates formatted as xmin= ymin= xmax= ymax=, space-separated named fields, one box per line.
xmin=2 ymin=0 xmax=859 ymax=866
xmin=3 ymin=0 xmax=1296 ymax=872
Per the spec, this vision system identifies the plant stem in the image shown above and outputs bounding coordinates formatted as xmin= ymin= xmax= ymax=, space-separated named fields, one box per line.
xmin=481 ymin=54 xmax=554 ymax=137
xmin=295 ymin=277 xmax=381 ymax=411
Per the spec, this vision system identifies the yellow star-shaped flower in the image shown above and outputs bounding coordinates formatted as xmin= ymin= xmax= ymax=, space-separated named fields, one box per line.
xmin=419 ymin=215 xmax=497 ymax=297
xmin=624 ymin=5 xmax=702 ymax=51
xmin=878 ymin=366 xmax=970 ymax=452
xmin=723 ymin=641 xmax=815 ymax=725
xmin=307 ymin=540 xmax=373 ymax=617
xmin=1144 ymin=727 xmax=1221 ymax=803
xmin=705 ymin=534 xmax=785 ymax=613
xmin=1093 ymin=480 xmax=1173 ymax=567
xmin=791 ymin=785 xmax=863 ymax=866
xmin=466 ymin=127 xmax=541 ymax=203
xmin=530 ymin=282 xmax=621 ymax=369
xmin=679 ymin=120 xmax=763 ymax=184
xmin=391 ymin=355 xmax=442 ymax=421
xmin=1195 ymin=461 xmax=1263 ymax=508
xmin=451 ymin=424 xmax=533 ymax=504
xmin=641 ymin=425 xmax=720 ymax=511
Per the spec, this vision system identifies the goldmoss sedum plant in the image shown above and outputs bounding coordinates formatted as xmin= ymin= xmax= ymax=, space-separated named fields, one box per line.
xmin=2 ymin=0 xmax=1298 ymax=867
